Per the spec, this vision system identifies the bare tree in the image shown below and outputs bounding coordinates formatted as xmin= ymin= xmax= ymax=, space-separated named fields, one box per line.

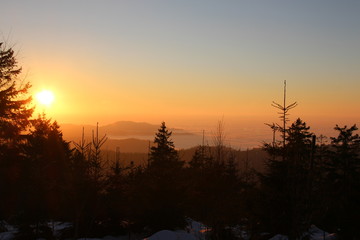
xmin=212 ymin=117 xmax=227 ymax=163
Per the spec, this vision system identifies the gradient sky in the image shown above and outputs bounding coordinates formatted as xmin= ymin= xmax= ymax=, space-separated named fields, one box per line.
xmin=1 ymin=0 xmax=359 ymax=147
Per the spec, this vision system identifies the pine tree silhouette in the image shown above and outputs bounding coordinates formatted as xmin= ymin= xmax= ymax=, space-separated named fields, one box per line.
xmin=148 ymin=122 xmax=182 ymax=169
xmin=322 ymin=125 xmax=360 ymax=239
xmin=261 ymin=118 xmax=315 ymax=239
xmin=0 ymin=42 xmax=33 ymax=223
xmin=0 ymin=42 xmax=33 ymax=150
xmin=130 ymin=122 xmax=186 ymax=233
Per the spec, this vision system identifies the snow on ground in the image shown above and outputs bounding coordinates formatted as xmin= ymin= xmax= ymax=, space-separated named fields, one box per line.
xmin=307 ymin=225 xmax=337 ymax=240
xmin=0 ymin=220 xmax=336 ymax=240
xmin=186 ymin=219 xmax=209 ymax=240
xmin=0 ymin=231 xmax=15 ymax=240
xmin=268 ymin=225 xmax=337 ymax=240
xmin=144 ymin=230 xmax=196 ymax=240
xmin=0 ymin=221 xmax=16 ymax=240
xmin=269 ymin=234 xmax=288 ymax=240
xmin=76 ymin=236 xmax=129 ymax=240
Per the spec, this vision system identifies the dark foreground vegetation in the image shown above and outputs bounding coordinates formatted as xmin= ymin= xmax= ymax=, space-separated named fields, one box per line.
xmin=1 ymin=43 xmax=360 ymax=240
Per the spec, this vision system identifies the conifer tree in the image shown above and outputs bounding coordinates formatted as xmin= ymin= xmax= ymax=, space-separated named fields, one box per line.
xmin=189 ymin=145 xmax=212 ymax=170
xmin=148 ymin=122 xmax=182 ymax=169
xmin=130 ymin=122 xmax=185 ymax=233
xmin=15 ymin=114 xmax=72 ymax=239
xmin=271 ymin=80 xmax=297 ymax=148
xmin=0 ymin=42 xmax=33 ymax=221
xmin=261 ymin=118 xmax=315 ymax=239
xmin=0 ymin=42 xmax=33 ymax=148
xmin=71 ymin=124 xmax=107 ymax=238
xmin=322 ymin=125 xmax=360 ymax=239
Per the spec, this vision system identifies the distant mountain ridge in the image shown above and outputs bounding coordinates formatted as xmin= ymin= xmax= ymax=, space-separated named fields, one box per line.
xmin=60 ymin=121 xmax=201 ymax=152
xmin=100 ymin=121 xmax=159 ymax=136
xmin=61 ymin=121 xmax=193 ymax=137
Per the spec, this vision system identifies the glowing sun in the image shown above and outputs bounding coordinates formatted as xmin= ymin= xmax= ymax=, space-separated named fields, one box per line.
xmin=36 ymin=90 xmax=55 ymax=106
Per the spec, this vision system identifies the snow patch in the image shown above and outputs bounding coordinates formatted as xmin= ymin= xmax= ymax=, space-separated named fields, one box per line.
xmin=269 ymin=234 xmax=288 ymax=240
xmin=308 ymin=225 xmax=336 ymax=240
xmin=144 ymin=230 xmax=196 ymax=240
xmin=268 ymin=225 xmax=337 ymax=240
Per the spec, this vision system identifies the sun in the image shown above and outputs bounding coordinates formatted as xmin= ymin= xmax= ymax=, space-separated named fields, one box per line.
xmin=36 ymin=90 xmax=55 ymax=106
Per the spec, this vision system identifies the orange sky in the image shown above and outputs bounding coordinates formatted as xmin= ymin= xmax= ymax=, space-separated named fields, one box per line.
xmin=1 ymin=1 xmax=359 ymax=147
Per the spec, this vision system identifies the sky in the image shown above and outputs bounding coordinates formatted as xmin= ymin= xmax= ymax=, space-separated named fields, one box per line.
xmin=1 ymin=0 xmax=359 ymax=147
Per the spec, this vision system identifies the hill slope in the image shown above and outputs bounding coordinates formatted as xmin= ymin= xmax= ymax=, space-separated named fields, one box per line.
xmin=60 ymin=121 xmax=201 ymax=152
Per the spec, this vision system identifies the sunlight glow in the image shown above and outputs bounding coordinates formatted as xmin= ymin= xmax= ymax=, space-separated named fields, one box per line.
xmin=36 ymin=90 xmax=55 ymax=106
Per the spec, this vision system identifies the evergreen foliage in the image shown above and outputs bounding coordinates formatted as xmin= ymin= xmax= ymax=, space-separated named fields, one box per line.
xmin=1 ymin=42 xmax=360 ymax=239
xmin=148 ymin=121 xmax=182 ymax=169
xmin=186 ymin=143 xmax=253 ymax=240
xmin=0 ymin=42 xmax=33 ymax=222
xmin=14 ymin=115 xmax=72 ymax=239
xmin=128 ymin=122 xmax=186 ymax=233
xmin=261 ymin=118 xmax=315 ymax=239
xmin=321 ymin=125 xmax=360 ymax=239
xmin=0 ymin=43 xmax=33 ymax=146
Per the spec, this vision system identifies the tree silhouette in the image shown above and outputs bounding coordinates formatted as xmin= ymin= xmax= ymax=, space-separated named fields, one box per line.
xmin=70 ymin=123 xmax=107 ymax=238
xmin=264 ymin=123 xmax=280 ymax=147
xmin=260 ymin=118 xmax=315 ymax=239
xmin=89 ymin=122 xmax=107 ymax=181
xmin=148 ymin=122 xmax=182 ymax=169
xmin=186 ymin=122 xmax=252 ymax=240
xmin=15 ymin=114 xmax=72 ymax=239
xmin=129 ymin=122 xmax=185 ymax=233
xmin=322 ymin=125 xmax=360 ymax=239
xmin=271 ymin=80 xmax=297 ymax=148
xmin=212 ymin=118 xmax=227 ymax=164
xmin=0 ymin=43 xmax=33 ymax=147
xmin=0 ymin=43 xmax=33 ymax=223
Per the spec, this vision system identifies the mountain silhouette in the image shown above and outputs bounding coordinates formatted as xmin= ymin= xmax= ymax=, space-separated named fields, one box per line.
xmin=101 ymin=121 xmax=159 ymax=136
xmin=60 ymin=121 xmax=200 ymax=152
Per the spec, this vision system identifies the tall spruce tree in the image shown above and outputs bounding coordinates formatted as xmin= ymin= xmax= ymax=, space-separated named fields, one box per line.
xmin=0 ymin=42 xmax=33 ymax=148
xmin=261 ymin=118 xmax=315 ymax=239
xmin=0 ymin=43 xmax=33 ymax=221
xmin=148 ymin=122 xmax=182 ymax=169
xmin=322 ymin=125 xmax=360 ymax=239
xmin=130 ymin=122 xmax=185 ymax=233
xmin=16 ymin=115 xmax=72 ymax=239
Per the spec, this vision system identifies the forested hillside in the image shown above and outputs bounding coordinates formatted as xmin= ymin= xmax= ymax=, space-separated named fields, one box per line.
xmin=1 ymin=43 xmax=359 ymax=240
